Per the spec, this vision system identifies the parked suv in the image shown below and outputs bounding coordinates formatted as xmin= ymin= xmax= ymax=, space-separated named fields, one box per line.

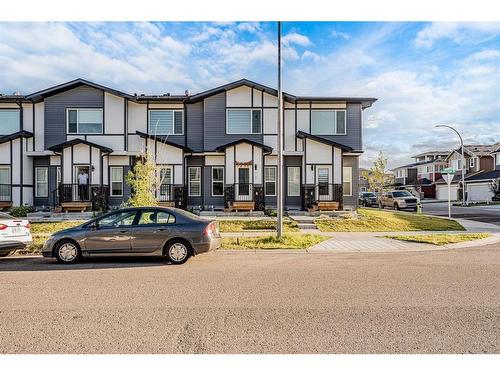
xmin=378 ymin=191 xmax=420 ymax=211
xmin=359 ymin=192 xmax=378 ymax=207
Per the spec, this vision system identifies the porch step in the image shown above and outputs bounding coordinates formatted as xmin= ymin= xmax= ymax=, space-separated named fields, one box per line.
xmin=298 ymin=223 xmax=318 ymax=230
xmin=288 ymin=215 xmax=318 ymax=230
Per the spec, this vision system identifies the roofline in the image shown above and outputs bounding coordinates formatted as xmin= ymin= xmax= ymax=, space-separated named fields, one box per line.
xmin=48 ymin=138 xmax=113 ymax=153
xmin=135 ymin=131 xmax=193 ymax=152
xmin=0 ymin=130 xmax=33 ymax=144
xmin=215 ymin=138 xmax=273 ymax=153
xmin=296 ymin=131 xmax=354 ymax=152
xmin=26 ymin=78 xmax=134 ymax=102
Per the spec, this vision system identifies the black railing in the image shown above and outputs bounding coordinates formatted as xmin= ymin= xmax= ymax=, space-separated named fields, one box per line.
xmin=224 ymin=183 xmax=265 ymax=210
xmin=0 ymin=184 xmax=12 ymax=202
xmin=52 ymin=184 xmax=109 ymax=211
xmin=158 ymin=184 xmax=186 ymax=209
xmin=302 ymin=183 xmax=343 ymax=210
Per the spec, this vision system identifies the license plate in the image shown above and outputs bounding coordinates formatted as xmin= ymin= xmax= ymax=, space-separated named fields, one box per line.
xmin=12 ymin=227 xmax=24 ymax=235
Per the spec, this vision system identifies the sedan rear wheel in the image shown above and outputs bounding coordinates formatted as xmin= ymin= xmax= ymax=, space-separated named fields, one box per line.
xmin=166 ymin=241 xmax=190 ymax=265
xmin=55 ymin=240 xmax=81 ymax=264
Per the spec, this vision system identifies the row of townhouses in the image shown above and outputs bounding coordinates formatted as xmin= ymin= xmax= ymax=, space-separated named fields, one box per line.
xmin=392 ymin=144 xmax=500 ymax=202
xmin=0 ymin=78 xmax=376 ymax=212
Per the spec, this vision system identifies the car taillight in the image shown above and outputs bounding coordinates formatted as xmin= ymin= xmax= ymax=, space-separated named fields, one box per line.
xmin=0 ymin=224 xmax=7 ymax=230
xmin=25 ymin=223 xmax=31 ymax=229
xmin=204 ymin=222 xmax=216 ymax=237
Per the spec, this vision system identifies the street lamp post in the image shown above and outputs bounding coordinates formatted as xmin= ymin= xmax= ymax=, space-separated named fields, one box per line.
xmin=276 ymin=21 xmax=284 ymax=239
xmin=435 ymin=124 xmax=466 ymax=206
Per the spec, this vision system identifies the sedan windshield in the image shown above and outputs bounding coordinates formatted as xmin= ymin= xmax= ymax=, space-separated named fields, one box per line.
xmin=393 ymin=191 xmax=413 ymax=198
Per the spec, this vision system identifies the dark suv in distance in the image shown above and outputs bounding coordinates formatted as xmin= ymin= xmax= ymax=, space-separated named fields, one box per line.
xmin=358 ymin=191 xmax=378 ymax=207
xmin=42 ymin=207 xmax=221 ymax=264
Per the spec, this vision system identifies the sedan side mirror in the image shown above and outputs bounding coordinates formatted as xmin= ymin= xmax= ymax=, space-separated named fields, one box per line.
xmin=91 ymin=222 xmax=99 ymax=230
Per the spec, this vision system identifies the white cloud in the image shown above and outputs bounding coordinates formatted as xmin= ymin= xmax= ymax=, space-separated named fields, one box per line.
xmin=301 ymin=50 xmax=321 ymax=62
xmin=331 ymin=30 xmax=349 ymax=39
xmin=415 ymin=22 xmax=500 ymax=48
xmin=282 ymin=32 xmax=312 ymax=47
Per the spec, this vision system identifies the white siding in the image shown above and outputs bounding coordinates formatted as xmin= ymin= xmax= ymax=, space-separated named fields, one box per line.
xmin=254 ymin=148 xmax=263 ymax=184
xmin=263 ymin=92 xmax=278 ymax=107
xmin=101 ymin=154 xmax=108 ymax=185
xmin=73 ymin=143 xmax=90 ymax=164
xmin=62 ymin=148 xmax=72 ymax=183
xmin=297 ymin=110 xmax=310 ymax=133
xmin=86 ymin=135 xmax=124 ymax=150
xmin=205 ymin=155 xmax=224 ymax=166
xmin=225 ymin=146 xmax=235 ymax=184
xmin=11 ymin=139 xmax=21 ymax=184
xmin=104 ymin=93 xmax=125 ymax=135
xmin=108 ymin=156 xmax=130 ymax=165
xmin=22 ymin=103 xmax=33 ymax=132
xmin=0 ymin=142 xmax=10 ymax=163
xmin=148 ymin=103 xmax=183 ymax=109
xmin=127 ymin=134 xmax=142 ymax=153
xmin=305 ymin=164 xmax=315 ymax=184
xmin=265 ymin=155 xmax=277 ymax=165
xmin=34 ymin=102 xmax=44 ymax=151
xmin=226 ymin=86 xmax=252 ymax=107
xmin=252 ymin=89 xmax=262 ymax=107
xmin=22 ymin=187 xmax=33 ymax=205
xmin=174 ymin=165 xmax=183 ymax=185
xmin=284 ymin=110 xmax=295 ymax=151
xmin=91 ymin=147 xmax=101 ymax=184
xmin=128 ymin=101 xmax=147 ymax=132
xmin=155 ymin=142 xmax=183 ymax=164
xmin=263 ymin=135 xmax=277 ymax=155
xmin=22 ymin=138 xmax=33 ymax=186
xmin=263 ymin=108 xmax=277 ymax=134
xmin=50 ymin=156 xmax=61 ymax=166
xmin=305 ymin=138 xmax=332 ymax=164
xmin=333 ymin=147 xmax=342 ymax=184
xmin=235 ymin=143 xmax=253 ymax=163
xmin=311 ymin=102 xmax=346 ymax=109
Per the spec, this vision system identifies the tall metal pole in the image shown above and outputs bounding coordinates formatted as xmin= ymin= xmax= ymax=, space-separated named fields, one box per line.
xmin=276 ymin=21 xmax=284 ymax=239
xmin=435 ymin=124 xmax=466 ymax=206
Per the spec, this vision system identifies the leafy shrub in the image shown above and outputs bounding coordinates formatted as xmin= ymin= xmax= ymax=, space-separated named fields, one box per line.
xmin=10 ymin=206 xmax=35 ymax=217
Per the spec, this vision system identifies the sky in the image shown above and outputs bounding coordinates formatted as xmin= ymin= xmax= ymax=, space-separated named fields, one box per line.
xmin=0 ymin=21 xmax=499 ymax=168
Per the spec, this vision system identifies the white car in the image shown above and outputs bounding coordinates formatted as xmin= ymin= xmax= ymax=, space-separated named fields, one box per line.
xmin=0 ymin=213 xmax=33 ymax=257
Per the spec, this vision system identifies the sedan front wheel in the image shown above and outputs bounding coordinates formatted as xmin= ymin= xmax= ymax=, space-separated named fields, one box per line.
xmin=55 ymin=240 xmax=81 ymax=264
xmin=166 ymin=240 xmax=190 ymax=265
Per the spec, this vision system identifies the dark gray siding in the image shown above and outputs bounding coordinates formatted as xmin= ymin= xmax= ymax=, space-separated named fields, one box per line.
xmin=33 ymin=156 xmax=50 ymax=207
xmin=320 ymin=103 xmax=362 ymax=151
xmin=284 ymin=156 xmax=302 ymax=209
xmin=186 ymin=156 xmax=203 ymax=207
xmin=343 ymin=155 xmax=359 ymax=208
xmin=203 ymin=166 xmax=225 ymax=209
xmin=44 ymin=86 xmax=104 ymax=148
xmin=203 ymin=92 xmax=263 ymax=151
xmin=186 ymin=102 xmax=204 ymax=152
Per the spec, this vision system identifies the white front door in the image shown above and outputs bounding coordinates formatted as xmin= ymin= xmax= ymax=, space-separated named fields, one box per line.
xmin=316 ymin=166 xmax=332 ymax=201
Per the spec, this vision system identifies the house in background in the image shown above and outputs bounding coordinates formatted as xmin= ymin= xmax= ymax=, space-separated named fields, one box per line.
xmin=392 ymin=151 xmax=448 ymax=198
xmin=462 ymin=143 xmax=500 ymax=202
xmin=359 ymin=167 xmax=370 ymax=192
xmin=435 ymin=144 xmax=498 ymax=201
xmin=0 ymin=78 xmax=376 ymax=212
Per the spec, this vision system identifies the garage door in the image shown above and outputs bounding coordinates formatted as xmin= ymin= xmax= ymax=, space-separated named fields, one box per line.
xmin=436 ymin=184 xmax=458 ymax=200
xmin=467 ymin=182 xmax=493 ymax=202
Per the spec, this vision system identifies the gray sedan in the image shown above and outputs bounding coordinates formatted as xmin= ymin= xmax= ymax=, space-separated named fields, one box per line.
xmin=42 ymin=207 xmax=221 ymax=264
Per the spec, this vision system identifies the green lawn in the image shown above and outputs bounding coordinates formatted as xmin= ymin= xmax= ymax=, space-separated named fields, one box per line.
xmin=218 ymin=219 xmax=299 ymax=232
xmin=19 ymin=221 xmax=85 ymax=254
xmin=221 ymin=234 xmax=328 ymax=250
xmin=315 ymin=208 xmax=465 ymax=232
xmin=385 ymin=233 xmax=490 ymax=246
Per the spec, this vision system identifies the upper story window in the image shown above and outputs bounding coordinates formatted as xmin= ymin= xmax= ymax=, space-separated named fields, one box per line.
xmin=227 ymin=109 xmax=261 ymax=134
xmin=67 ymin=108 xmax=103 ymax=134
xmin=0 ymin=109 xmax=20 ymax=135
xmin=149 ymin=110 xmax=183 ymax=136
xmin=311 ymin=110 xmax=346 ymax=136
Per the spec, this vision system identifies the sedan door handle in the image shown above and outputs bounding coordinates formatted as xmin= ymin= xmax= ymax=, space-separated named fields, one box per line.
xmin=119 ymin=230 xmax=128 ymax=233
xmin=158 ymin=228 xmax=168 ymax=232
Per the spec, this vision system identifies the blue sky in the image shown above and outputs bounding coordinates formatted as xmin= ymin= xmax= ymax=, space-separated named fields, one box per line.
xmin=1 ymin=21 xmax=499 ymax=168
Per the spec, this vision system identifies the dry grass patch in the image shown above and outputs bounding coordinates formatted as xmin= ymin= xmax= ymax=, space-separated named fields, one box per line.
xmin=221 ymin=234 xmax=328 ymax=250
xmin=315 ymin=208 xmax=465 ymax=232
xmin=385 ymin=233 xmax=491 ymax=246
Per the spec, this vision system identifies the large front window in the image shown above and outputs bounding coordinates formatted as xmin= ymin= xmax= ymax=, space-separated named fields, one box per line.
xmin=0 ymin=109 xmax=20 ymax=135
xmin=211 ymin=167 xmax=224 ymax=197
xmin=110 ymin=167 xmax=123 ymax=197
xmin=188 ymin=167 xmax=201 ymax=197
xmin=227 ymin=109 xmax=261 ymax=134
xmin=67 ymin=109 xmax=103 ymax=134
xmin=311 ymin=110 xmax=346 ymax=135
xmin=149 ymin=110 xmax=183 ymax=135
xmin=35 ymin=167 xmax=48 ymax=197
xmin=343 ymin=166 xmax=352 ymax=196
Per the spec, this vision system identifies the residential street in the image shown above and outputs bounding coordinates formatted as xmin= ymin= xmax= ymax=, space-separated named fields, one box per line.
xmin=1 ymin=246 xmax=499 ymax=354
xmin=422 ymin=202 xmax=500 ymax=226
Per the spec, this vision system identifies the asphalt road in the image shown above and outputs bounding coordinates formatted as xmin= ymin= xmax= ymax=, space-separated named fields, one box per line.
xmin=422 ymin=201 xmax=500 ymax=226
xmin=1 ymin=247 xmax=499 ymax=354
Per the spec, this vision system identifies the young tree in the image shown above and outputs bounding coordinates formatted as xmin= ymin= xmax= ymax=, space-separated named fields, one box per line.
xmin=125 ymin=150 xmax=159 ymax=207
xmin=367 ymin=152 xmax=392 ymax=192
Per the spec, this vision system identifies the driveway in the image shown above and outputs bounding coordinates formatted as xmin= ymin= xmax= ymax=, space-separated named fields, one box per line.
xmin=421 ymin=201 xmax=500 ymax=226
xmin=1 ymin=247 xmax=499 ymax=354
